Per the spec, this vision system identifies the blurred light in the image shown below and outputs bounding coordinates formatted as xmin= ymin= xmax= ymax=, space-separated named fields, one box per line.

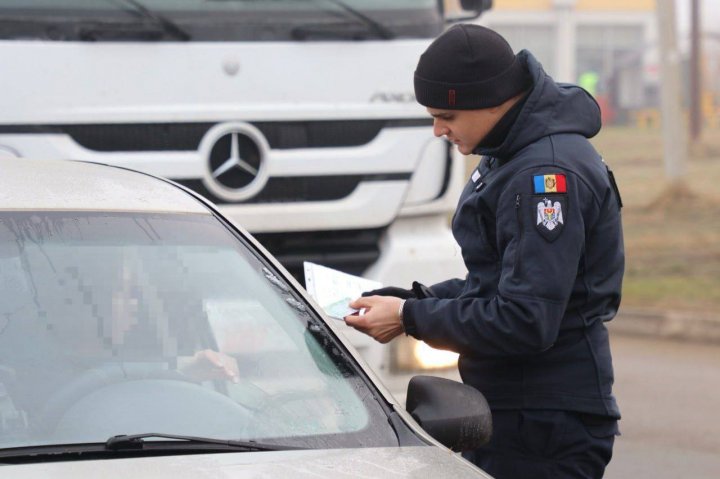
xmin=413 ymin=342 xmax=458 ymax=370
xmin=391 ymin=336 xmax=459 ymax=372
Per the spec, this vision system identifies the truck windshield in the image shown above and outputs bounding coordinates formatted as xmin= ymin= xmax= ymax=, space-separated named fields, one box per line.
xmin=0 ymin=0 xmax=443 ymax=41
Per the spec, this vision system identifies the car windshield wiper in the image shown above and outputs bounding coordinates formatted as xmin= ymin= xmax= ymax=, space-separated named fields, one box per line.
xmin=291 ymin=0 xmax=394 ymax=40
xmin=104 ymin=432 xmax=302 ymax=451
xmin=0 ymin=433 xmax=303 ymax=463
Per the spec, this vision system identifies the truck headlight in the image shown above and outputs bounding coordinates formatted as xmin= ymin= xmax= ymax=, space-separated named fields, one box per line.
xmin=392 ymin=335 xmax=458 ymax=372
xmin=0 ymin=145 xmax=20 ymax=159
xmin=403 ymin=138 xmax=450 ymax=206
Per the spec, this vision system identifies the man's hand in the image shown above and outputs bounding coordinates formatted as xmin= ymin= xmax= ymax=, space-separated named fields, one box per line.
xmin=179 ymin=349 xmax=240 ymax=383
xmin=344 ymin=295 xmax=404 ymax=344
xmin=362 ymin=286 xmax=414 ymax=299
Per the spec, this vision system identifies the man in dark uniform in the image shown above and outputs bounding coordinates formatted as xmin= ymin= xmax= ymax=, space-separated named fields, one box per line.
xmin=345 ymin=24 xmax=624 ymax=478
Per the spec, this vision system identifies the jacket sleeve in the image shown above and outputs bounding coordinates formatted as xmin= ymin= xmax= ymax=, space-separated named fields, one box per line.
xmin=428 ymin=277 xmax=466 ymax=299
xmin=403 ymin=171 xmax=597 ymax=358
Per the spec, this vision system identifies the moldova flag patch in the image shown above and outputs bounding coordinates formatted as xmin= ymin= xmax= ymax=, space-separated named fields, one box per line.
xmin=533 ymin=174 xmax=567 ymax=193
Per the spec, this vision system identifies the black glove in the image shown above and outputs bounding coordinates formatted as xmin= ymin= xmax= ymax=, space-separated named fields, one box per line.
xmin=361 ymin=282 xmax=436 ymax=300
xmin=362 ymin=286 xmax=415 ymax=299
xmin=411 ymin=281 xmax=436 ymax=299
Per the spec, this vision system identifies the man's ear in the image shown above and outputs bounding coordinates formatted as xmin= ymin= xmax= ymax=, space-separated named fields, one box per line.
xmin=488 ymin=94 xmax=521 ymax=117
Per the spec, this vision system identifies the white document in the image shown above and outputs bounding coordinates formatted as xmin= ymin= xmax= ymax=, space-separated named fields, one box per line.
xmin=303 ymin=261 xmax=382 ymax=320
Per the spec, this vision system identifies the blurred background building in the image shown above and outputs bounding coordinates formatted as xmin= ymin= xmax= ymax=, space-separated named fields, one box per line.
xmin=445 ymin=0 xmax=719 ymax=128
xmin=482 ymin=0 xmax=655 ymax=125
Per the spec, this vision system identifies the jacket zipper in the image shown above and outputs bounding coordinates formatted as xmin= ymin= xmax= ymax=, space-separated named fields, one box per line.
xmin=514 ymin=194 xmax=524 ymax=274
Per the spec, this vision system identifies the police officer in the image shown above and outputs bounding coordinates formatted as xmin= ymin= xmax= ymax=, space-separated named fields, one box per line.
xmin=345 ymin=24 xmax=624 ymax=478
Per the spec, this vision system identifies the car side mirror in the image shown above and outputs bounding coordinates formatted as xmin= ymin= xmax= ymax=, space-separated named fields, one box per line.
xmin=405 ymin=375 xmax=492 ymax=452
xmin=460 ymin=0 xmax=493 ymax=11
xmin=447 ymin=0 xmax=493 ymax=23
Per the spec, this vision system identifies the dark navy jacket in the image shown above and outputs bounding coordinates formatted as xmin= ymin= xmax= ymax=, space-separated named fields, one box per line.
xmin=403 ymin=51 xmax=623 ymax=418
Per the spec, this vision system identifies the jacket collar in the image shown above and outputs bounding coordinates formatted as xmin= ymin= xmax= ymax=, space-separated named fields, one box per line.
xmin=471 ymin=50 xmax=601 ymax=162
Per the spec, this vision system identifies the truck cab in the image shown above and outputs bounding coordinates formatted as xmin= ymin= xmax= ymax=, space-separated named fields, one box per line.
xmin=0 ymin=0 xmax=491 ymax=381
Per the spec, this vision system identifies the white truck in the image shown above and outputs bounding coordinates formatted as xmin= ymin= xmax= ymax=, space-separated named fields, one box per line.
xmin=0 ymin=0 xmax=490 ymax=381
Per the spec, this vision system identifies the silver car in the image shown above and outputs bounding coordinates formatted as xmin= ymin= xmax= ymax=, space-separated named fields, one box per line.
xmin=0 ymin=159 xmax=492 ymax=478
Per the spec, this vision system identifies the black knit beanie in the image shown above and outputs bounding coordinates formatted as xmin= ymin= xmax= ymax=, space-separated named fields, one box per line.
xmin=414 ymin=24 xmax=531 ymax=110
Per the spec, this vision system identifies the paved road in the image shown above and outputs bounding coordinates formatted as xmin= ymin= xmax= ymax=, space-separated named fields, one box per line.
xmin=605 ymin=334 xmax=720 ymax=478
xmin=383 ymin=333 xmax=720 ymax=478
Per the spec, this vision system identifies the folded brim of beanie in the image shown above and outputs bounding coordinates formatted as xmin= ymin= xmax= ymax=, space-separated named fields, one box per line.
xmin=414 ymin=54 xmax=530 ymax=110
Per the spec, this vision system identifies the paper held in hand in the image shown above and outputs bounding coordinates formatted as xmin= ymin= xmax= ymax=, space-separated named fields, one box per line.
xmin=303 ymin=261 xmax=382 ymax=320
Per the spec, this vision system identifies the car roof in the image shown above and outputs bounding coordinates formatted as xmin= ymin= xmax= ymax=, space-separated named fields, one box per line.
xmin=0 ymin=158 xmax=210 ymax=214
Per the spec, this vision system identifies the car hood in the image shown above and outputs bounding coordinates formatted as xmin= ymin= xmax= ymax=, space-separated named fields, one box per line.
xmin=2 ymin=446 xmax=491 ymax=478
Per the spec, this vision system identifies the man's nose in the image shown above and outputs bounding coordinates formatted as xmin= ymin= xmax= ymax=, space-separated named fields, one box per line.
xmin=432 ymin=120 xmax=447 ymax=137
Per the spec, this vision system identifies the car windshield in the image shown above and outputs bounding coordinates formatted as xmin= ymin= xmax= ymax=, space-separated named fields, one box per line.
xmin=0 ymin=211 xmax=397 ymax=450
xmin=0 ymin=0 xmax=442 ymax=41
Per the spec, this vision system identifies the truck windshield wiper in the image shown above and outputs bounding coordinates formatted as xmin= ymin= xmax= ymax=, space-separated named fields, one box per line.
xmin=114 ymin=0 xmax=190 ymax=41
xmin=322 ymin=0 xmax=393 ymax=39
xmin=292 ymin=0 xmax=394 ymax=40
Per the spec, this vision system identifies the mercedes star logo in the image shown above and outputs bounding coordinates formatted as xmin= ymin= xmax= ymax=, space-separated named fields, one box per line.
xmin=199 ymin=123 xmax=270 ymax=202
xmin=211 ymin=131 xmax=259 ymax=182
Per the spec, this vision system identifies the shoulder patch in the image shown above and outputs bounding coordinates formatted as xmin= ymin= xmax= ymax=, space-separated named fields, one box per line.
xmin=533 ymin=174 xmax=566 ymax=194
xmin=533 ymin=195 xmax=567 ymax=242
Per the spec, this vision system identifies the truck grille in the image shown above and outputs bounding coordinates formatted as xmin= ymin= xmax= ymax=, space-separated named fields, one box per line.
xmin=172 ymin=174 xmax=409 ymax=204
xmin=2 ymin=119 xmax=430 ymax=151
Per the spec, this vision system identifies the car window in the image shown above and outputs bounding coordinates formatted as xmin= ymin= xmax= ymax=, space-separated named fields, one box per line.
xmin=0 ymin=211 xmax=397 ymax=450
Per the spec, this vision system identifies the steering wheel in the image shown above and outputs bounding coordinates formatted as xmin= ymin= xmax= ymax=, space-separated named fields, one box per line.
xmin=36 ymin=363 xmax=254 ymax=439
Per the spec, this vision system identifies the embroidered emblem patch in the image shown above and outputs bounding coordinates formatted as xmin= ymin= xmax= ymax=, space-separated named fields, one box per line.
xmin=533 ymin=195 xmax=567 ymax=241
xmin=533 ymin=174 xmax=567 ymax=193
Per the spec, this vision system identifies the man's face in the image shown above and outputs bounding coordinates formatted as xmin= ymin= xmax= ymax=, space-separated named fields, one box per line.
xmin=427 ymin=106 xmax=503 ymax=155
